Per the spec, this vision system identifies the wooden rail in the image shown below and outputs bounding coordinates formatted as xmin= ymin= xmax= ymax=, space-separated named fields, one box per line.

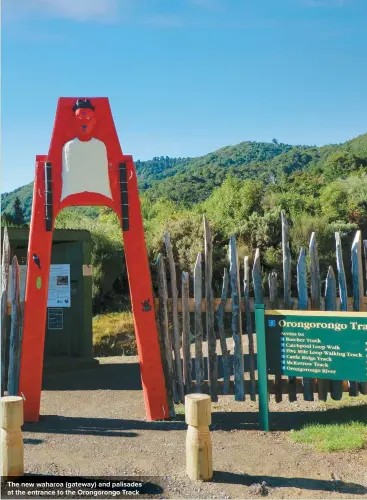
xmin=153 ymin=296 xmax=367 ymax=313
xmin=6 ymin=296 xmax=367 ymax=316
xmin=192 ymin=379 xmax=352 ymax=395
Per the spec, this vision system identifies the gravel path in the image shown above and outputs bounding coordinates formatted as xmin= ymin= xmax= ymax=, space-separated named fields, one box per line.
xmin=21 ymin=356 xmax=367 ymax=499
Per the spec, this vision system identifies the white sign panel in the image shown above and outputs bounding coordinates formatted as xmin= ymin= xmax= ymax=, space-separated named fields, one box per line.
xmin=47 ymin=264 xmax=71 ymax=308
xmin=8 ymin=264 xmax=71 ymax=308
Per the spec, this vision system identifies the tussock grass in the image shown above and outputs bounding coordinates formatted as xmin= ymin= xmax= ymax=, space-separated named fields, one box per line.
xmin=291 ymin=421 xmax=367 ymax=452
xmin=93 ymin=312 xmax=136 ymax=356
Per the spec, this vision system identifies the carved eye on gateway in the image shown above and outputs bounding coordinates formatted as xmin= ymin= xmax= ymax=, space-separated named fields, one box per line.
xmin=74 ymin=107 xmax=94 ymax=121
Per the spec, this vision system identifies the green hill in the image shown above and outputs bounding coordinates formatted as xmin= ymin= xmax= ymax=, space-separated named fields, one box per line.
xmin=1 ymin=157 xmax=193 ymax=222
xmin=2 ymin=133 xmax=367 ymax=222
xmin=0 ymin=140 xmax=295 ymax=221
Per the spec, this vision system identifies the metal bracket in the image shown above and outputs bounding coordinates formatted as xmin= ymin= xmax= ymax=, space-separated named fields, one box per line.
xmin=119 ymin=162 xmax=129 ymax=231
xmin=44 ymin=161 xmax=53 ymax=232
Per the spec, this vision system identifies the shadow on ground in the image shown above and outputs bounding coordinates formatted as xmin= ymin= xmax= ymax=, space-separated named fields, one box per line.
xmin=23 ymin=402 xmax=367 ymax=436
xmin=213 ymin=471 xmax=367 ymax=495
xmin=24 ymin=438 xmax=44 ymax=445
xmin=42 ymin=355 xmax=255 ymax=391
xmin=39 ymin=359 xmax=367 ymax=435
xmin=42 ymin=362 xmax=142 ymax=391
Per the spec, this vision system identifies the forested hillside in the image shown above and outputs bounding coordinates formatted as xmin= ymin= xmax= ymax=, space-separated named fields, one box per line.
xmin=1 ymin=182 xmax=34 ymax=222
xmin=0 ymin=140 xmax=297 ymax=218
xmin=2 ymin=133 xmax=367 ymax=302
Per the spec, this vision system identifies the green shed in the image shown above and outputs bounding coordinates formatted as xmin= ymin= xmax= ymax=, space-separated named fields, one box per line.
xmin=3 ymin=227 xmax=98 ymax=372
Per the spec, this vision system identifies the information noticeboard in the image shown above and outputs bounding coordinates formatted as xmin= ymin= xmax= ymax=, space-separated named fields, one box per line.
xmin=47 ymin=264 xmax=71 ymax=308
xmin=265 ymin=310 xmax=367 ymax=382
xmin=47 ymin=308 xmax=64 ymax=330
xmin=8 ymin=264 xmax=71 ymax=308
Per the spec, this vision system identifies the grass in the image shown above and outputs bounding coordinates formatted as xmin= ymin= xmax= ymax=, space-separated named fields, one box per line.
xmin=93 ymin=311 xmax=137 ymax=356
xmin=175 ymin=404 xmax=185 ymax=415
xmin=290 ymin=421 xmax=367 ymax=452
xmin=291 ymin=393 xmax=367 ymax=452
xmin=320 ymin=393 xmax=367 ymax=408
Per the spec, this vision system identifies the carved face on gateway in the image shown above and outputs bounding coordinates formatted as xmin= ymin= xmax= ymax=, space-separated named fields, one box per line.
xmin=73 ymin=99 xmax=97 ymax=139
xmin=61 ymin=98 xmax=112 ymax=201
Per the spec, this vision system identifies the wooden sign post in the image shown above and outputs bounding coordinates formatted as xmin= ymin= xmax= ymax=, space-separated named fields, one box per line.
xmin=185 ymin=393 xmax=213 ymax=481
xmin=1 ymin=396 xmax=24 ymax=477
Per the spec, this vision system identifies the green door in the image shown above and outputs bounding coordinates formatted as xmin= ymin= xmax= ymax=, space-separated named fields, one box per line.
xmin=44 ymin=241 xmax=84 ymax=356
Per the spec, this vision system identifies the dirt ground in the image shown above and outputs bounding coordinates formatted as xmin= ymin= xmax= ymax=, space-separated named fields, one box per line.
xmin=22 ymin=356 xmax=367 ymax=499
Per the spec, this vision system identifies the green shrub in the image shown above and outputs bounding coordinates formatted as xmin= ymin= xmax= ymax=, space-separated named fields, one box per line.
xmin=93 ymin=312 xmax=137 ymax=356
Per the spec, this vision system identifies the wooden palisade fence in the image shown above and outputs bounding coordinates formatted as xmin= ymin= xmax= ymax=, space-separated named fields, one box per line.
xmin=155 ymin=212 xmax=367 ymax=416
xmin=1 ymin=227 xmax=24 ymax=398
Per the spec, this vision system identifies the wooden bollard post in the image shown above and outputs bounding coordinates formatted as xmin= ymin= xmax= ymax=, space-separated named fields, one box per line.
xmin=1 ymin=396 xmax=24 ymax=477
xmin=185 ymin=393 xmax=213 ymax=481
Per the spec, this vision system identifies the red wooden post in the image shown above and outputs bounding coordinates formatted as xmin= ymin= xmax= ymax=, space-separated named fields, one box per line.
xmin=19 ymin=158 xmax=52 ymax=422
xmin=19 ymin=98 xmax=168 ymax=422
xmin=121 ymin=157 xmax=169 ymax=420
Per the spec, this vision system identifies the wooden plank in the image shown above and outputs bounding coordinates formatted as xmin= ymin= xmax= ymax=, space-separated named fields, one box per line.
xmin=194 ymin=253 xmax=204 ymax=393
xmin=268 ymin=272 xmax=279 ymax=309
xmin=351 ymin=231 xmax=366 ymax=395
xmin=351 ymin=231 xmax=364 ymax=312
xmin=156 ymin=254 xmax=177 ymax=414
xmin=252 ymin=249 xmax=263 ymax=304
xmin=309 ymin=232 xmax=328 ymax=402
xmin=204 ymin=216 xmax=218 ymax=402
xmin=309 ymin=233 xmax=321 ymax=310
xmin=325 ymin=266 xmax=343 ymax=401
xmin=282 ymin=212 xmax=297 ymax=402
xmin=229 ymin=236 xmax=245 ymax=401
xmin=268 ymin=271 xmax=282 ymax=403
xmin=7 ymin=256 xmax=23 ymax=396
xmin=164 ymin=232 xmax=185 ymax=403
xmin=335 ymin=232 xmax=357 ymax=396
xmin=335 ymin=232 xmax=348 ymax=313
xmin=244 ymin=257 xmax=256 ymax=401
xmin=8 ymin=295 xmax=367 ymax=316
xmin=297 ymin=248 xmax=314 ymax=401
xmin=297 ymin=248 xmax=308 ymax=311
xmin=191 ymin=378 xmax=351 ymax=395
xmin=182 ymin=271 xmax=192 ymax=394
xmin=216 ymin=268 xmax=230 ymax=394
xmin=1 ymin=227 xmax=10 ymax=396
xmin=325 ymin=267 xmax=337 ymax=310
xmin=281 ymin=211 xmax=293 ymax=309
xmin=153 ymin=296 xmax=366 ymax=314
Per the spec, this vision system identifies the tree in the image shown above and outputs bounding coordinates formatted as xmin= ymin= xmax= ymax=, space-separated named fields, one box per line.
xmin=202 ymin=176 xmax=264 ymax=236
xmin=12 ymin=197 xmax=25 ymax=226
xmin=1 ymin=212 xmax=15 ymax=227
xmin=322 ymin=151 xmax=362 ymax=182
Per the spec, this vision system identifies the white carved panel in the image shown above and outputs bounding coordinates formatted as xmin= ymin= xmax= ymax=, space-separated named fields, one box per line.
xmin=61 ymin=138 xmax=112 ymax=201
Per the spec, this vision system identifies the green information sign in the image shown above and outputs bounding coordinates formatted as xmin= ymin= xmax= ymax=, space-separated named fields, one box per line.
xmin=254 ymin=305 xmax=367 ymax=432
xmin=265 ymin=310 xmax=367 ymax=382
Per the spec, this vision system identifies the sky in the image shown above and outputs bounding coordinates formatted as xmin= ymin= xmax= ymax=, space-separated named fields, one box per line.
xmin=1 ymin=0 xmax=367 ymax=193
